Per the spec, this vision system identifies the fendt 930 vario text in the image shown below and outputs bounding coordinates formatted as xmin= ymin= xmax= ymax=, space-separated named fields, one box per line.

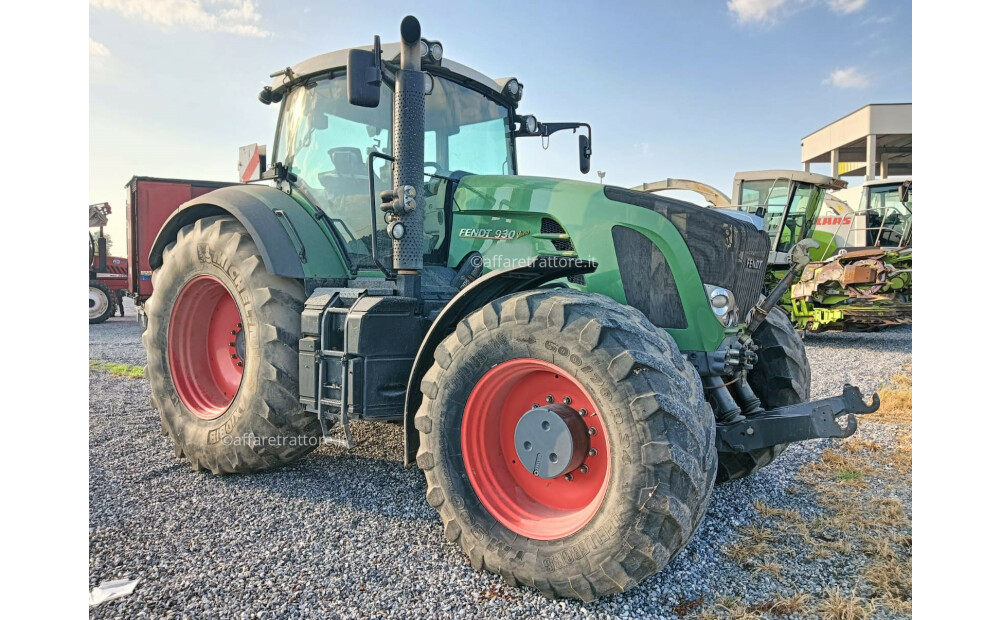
xmin=143 ymin=17 xmax=879 ymax=600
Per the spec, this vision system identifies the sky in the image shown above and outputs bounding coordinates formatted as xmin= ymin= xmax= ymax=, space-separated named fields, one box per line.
xmin=89 ymin=0 xmax=912 ymax=250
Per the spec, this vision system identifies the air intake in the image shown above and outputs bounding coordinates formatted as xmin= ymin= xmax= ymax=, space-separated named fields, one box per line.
xmin=541 ymin=217 xmax=574 ymax=252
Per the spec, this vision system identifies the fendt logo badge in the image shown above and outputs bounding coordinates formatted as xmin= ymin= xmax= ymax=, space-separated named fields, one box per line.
xmin=746 ymin=257 xmax=764 ymax=269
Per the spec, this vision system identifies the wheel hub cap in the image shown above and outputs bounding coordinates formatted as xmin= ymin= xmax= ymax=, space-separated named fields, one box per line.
xmin=461 ymin=358 xmax=610 ymax=540
xmin=513 ymin=403 xmax=589 ymax=478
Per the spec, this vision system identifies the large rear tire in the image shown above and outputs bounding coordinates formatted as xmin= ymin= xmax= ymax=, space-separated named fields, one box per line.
xmin=142 ymin=215 xmax=321 ymax=474
xmin=89 ymin=281 xmax=114 ymax=324
xmin=416 ymin=289 xmax=716 ymax=601
xmin=715 ymin=308 xmax=811 ymax=483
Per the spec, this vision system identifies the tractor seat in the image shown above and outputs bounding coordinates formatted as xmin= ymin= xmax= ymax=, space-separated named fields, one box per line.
xmin=319 ymin=147 xmax=369 ymax=199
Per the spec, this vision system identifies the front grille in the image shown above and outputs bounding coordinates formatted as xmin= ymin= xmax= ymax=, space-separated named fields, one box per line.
xmin=541 ymin=217 xmax=574 ymax=252
xmin=604 ymin=187 xmax=769 ymax=322
xmin=612 ymin=226 xmax=686 ymax=328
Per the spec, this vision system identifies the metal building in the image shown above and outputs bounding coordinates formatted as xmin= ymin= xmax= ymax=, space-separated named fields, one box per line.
xmin=801 ymin=103 xmax=911 ymax=180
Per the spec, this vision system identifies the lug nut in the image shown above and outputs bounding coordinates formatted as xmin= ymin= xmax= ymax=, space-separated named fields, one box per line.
xmin=545 ymin=395 xmax=554 ymax=403
xmin=533 ymin=403 xmax=539 ymax=408
xmin=231 ymin=354 xmax=238 ymax=359
xmin=237 ymin=362 xmax=243 ymax=367
xmin=579 ymin=465 xmax=589 ymax=474
xmin=588 ymin=448 xmax=598 ymax=457
xmin=229 ymin=342 xmax=235 ymax=347
xmin=237 ymin=323 xmax=242 ymax=328
xmin=579 ymin=408 xmax=588 ymax=416
xmin=231 ymin=330 xmax=237 ymax=335
xmin=588 ymin=427 xmax=597 ymax=436
xmin=564 ymin=473 xmax=573 ymax=481
xmin=563 ymin=396 xmax=572 ymax=405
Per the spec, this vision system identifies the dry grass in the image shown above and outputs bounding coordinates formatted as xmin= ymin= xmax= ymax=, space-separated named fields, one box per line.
xmin=816 ymin=588 xmax=872 ymax=620
xmin=752 ymin=561 xmax=783 ymax=578
xmin=865 ymin=368 xmax=911 ymax=424
xmin=724 ymin=539 xmax=775 ymax=565
xmin=748 ymin=593 xmax=811 ymax=616
xmin=714 ymin=369 xmax=912 ymax=618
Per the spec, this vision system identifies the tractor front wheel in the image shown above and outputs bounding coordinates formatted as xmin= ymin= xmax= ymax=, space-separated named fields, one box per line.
xmin=142 ymin=215 xmax=321 ymax=474
xmin=89 ymin=280 xmax=115 ymax=324
xmin=416 ymin=289 xmax=716 ymax=600
xmin=715 ymin=308 xmax=811 ymax=483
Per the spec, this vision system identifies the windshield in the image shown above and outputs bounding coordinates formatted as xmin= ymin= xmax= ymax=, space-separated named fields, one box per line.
xmin=865 ymin=184 xmax=912 ymax=247
xmin=274 ymin=73 xmax=514 ymax=269
xmin=737 ymin=180 xmax=824 ymax=252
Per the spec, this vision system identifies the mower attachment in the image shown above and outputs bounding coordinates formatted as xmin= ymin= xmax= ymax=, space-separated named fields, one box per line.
xmin=715 ymin=384 xmax=880 ymax=453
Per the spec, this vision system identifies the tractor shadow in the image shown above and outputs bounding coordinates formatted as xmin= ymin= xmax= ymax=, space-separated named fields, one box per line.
xmin=802 ymin=325 xmax=912 ymax=352
xmin=214 ymin=420 xmax=439 ymax=523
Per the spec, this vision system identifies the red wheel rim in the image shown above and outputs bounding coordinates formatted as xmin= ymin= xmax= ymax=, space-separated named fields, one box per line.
xmin=462 ymin=359 xmax=611 ymax=540
xmin=167 ymin=275 xmax=244 ymax=420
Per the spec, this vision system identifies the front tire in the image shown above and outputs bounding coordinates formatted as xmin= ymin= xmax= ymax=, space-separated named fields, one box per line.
xmin=715 ymin=308 xmax=811 ymax=483
xmin=89 ymin=281 xmax=114 ymax=324
xmin=416 ymin=289 xmax=716 ymax=600
xmin=142 ymin=215 xmax=321 ymax=474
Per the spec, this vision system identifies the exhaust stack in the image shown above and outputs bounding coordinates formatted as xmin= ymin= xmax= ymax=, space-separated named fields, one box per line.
xmin=391 ymin=15 xmax=425 ymax=299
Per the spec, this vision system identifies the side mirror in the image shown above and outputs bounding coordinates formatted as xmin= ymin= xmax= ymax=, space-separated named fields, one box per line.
xmin=348 ymin=38 xmax=383 ymax=108
xmin=579 ymin=134 xmax=591 ymax=174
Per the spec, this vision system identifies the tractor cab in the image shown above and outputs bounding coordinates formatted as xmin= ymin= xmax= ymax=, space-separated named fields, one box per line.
xmin=730 ymin=170 xmax=846 ymax=264
xmin=859 ymin=178 xmax=912 ymax=248
xmin=815 ymin=177 xmax=913 ymax=256
xmin=257 ymin=43 xmax=590 ymax=277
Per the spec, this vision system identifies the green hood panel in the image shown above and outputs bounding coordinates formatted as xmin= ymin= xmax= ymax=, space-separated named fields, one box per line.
xmin=450 ymin=175 xmax=726 ymax=351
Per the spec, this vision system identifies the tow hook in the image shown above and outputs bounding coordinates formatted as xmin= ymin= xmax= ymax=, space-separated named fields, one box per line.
xmin=715 ymin=384 xmax=880 ymax=453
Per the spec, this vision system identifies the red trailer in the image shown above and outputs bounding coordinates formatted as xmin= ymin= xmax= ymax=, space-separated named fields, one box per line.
xmin=125 ymin=177 xmax=236 ymax=316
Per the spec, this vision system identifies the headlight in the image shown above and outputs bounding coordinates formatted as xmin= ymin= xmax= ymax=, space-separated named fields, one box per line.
xmin=704 ymin=284 xmax=737 ymax=327
xmin=429 ymin=42 xmax=443 ymax=61
xmin=522 ymin=115 xmax=538 ymax=133
xmin=506 ymin=79 xmax=522 ymax=99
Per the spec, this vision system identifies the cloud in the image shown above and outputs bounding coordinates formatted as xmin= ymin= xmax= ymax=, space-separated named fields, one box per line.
xmin=828 ymin=0 xmax=867 ymax=14
xmin=729 ymin=0 xmax=868 ymax=23
xmin=728 ymin=0 xmax=791 ymax=23
xmin=90 ymin=0 xmax=270 ymax=37
xmin=89 ymin=38 xmax=110 ymax=56
xmin=824 ymin=67 xmax=870 ymax=88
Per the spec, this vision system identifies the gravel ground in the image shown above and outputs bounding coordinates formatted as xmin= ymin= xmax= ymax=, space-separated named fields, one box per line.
xmin=89 ymin=319 xmax=911 ymax=619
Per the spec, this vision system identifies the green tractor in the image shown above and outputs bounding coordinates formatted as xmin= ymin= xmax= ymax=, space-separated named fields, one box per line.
xmin=143 ymin=17 xmax=878 ymax=601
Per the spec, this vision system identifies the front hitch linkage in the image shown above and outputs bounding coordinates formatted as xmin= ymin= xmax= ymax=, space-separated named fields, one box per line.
xmin=715 ymin=384 xmax=880 ymax=453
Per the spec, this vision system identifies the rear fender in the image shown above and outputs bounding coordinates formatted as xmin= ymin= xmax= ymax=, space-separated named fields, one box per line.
xmin=148 ymin=185 xmax=346 ymax=279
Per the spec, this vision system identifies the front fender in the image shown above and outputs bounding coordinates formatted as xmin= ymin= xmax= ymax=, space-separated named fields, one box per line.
xmin=402 ymin=257 xmax=597 ymax=464
xmin=148 ymin=185 xmax=342 ymax=279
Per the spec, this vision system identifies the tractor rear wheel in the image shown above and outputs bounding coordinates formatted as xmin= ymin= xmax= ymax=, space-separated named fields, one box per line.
xmin=715 ymin=308 xmax=811 ymax=483
xmin=416 ymin=289 xmax=716 ymax=600
xmin=142 ymin=215 xmax=321 ymax=474
xmin=89 ymin=280 xmax=115 ymax=324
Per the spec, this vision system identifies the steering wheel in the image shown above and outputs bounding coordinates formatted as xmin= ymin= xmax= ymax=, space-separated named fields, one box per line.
xmin=424 ymin=162 xmax=443 ymax=175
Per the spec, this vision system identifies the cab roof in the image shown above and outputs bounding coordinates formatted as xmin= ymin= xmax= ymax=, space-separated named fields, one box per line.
xmin=269 ymin=43 xmax=509 ymax=101
xmin=733 ymin=169 xmax=848 ymax=191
